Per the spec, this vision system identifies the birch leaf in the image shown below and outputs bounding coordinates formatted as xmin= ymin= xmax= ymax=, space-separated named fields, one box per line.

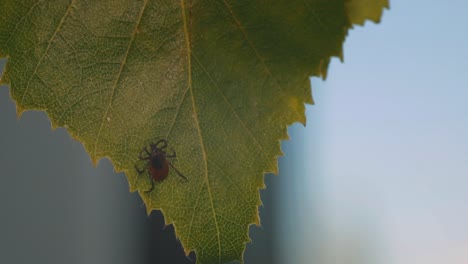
xmin=0 ymin=0 xmax=388 ymax=263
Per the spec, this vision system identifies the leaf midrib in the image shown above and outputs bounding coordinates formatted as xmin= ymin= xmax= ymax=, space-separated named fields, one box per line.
xmin=181 ymin=1 xmax=280 ymax=261
xmin=180 ymin=1 xmax=222 ymax=263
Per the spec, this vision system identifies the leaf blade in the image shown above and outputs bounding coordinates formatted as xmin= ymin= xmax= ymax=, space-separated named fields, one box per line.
xmin=0 ymin=1 xmax=388 ymax=263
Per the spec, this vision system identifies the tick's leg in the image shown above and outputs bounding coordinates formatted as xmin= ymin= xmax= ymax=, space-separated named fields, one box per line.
xmin=145 ymin=147 xmax=151 ymax=155
xmin=145 ymin=176 xmax=154 ymax=193
xmin=165 ymin=147 xmax=176 ymax=158
xmin=139 ymin=147 xmax=151 ymax=160
xmin=135 ymin=164 xmax=146 ymax=175
xmin=168 ymin=162 xmax=188 ymax=181
xmin=155 ymin=139 xmax=168 ymax=150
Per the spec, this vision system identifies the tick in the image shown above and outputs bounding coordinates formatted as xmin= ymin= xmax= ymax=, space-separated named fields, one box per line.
xmin=135 ymin=139 xmax=187 ymax=192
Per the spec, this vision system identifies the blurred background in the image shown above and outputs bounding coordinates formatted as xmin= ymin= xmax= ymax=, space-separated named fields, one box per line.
xmin=1 ymin=1 xmax=468 ymax=263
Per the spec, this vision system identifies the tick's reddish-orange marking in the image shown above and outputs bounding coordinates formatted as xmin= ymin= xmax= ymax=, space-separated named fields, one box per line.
xmin=135 ymin=139 xmax=187 ymax=192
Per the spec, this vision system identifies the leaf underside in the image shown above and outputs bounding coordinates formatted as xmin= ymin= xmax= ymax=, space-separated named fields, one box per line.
xmin=0 ymin=1 xmax=388 ymax=263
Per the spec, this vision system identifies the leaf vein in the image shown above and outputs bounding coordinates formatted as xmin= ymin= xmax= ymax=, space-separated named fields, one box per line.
xmin=93 ymin=0 xmax=148 ymax=158
xmin=4 ymin=0 xmax=42 ymax=47
xmin=57 ymin=88 xmax=107 ymax=124
xmin=181 ymin=0 xmax=221 ymax=262
xmin=222 ymin=0 xmax=283 ymax=91
xmin=166 ymin=85 xmax=189 ymax=140
xmin=186 ymin=180 xmax=207 ymax=246
xmin=208 ymin=159 xmax=250 ymax=207
xmin=20 ymin=0 xmax=75 ymax=105
xmin=193 ymin=54 xmax=274 ymax=170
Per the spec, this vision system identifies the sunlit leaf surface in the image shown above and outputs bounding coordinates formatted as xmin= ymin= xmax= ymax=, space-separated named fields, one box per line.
xmin=0 ymin=1 xmax=387 ymax=263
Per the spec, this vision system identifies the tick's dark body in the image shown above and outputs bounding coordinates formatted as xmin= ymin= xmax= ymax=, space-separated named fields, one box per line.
xmin=135 ymin=139 xmax=187 ymax=192
xmin=149 ymin=153 xmax=169 ymax=182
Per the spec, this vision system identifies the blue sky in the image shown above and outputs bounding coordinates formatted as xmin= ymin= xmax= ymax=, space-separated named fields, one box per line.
xmin=277 ymin=1 xmax=468 ymax=264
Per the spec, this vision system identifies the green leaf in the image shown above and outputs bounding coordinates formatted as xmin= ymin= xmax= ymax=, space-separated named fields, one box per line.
xmin=0 ymin=1 xmax=387 ymax=263
xmin=346 ymin=0 xmax=390 ymax=25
